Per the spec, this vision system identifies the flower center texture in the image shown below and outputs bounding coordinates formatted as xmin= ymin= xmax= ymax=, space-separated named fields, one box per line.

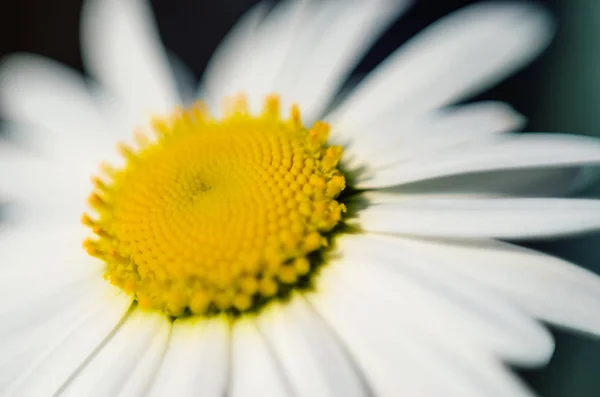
xmin=82 ymin=95 xmax=347 ymax=317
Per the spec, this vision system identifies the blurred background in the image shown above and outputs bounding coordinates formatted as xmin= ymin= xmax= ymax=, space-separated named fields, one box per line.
xmin=1 ymin=0 xmax=599 ymax=395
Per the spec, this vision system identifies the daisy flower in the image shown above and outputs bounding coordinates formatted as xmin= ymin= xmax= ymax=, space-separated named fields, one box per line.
xmin=2 ymin=0 xmax=600 ymax=396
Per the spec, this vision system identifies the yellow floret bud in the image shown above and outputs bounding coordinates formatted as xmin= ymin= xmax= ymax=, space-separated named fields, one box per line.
xmin=82 ymin=95 xmax=346 ymax=317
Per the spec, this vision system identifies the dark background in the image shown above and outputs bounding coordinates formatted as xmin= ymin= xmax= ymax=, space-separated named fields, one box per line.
xmin=2 ymin=1 xmax=599 ymax=396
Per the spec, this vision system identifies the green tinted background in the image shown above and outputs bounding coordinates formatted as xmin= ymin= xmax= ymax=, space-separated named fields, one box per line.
xmin=526 ymin=0 xmax=600 ymax=395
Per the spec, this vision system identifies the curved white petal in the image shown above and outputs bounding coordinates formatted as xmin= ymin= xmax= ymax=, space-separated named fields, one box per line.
xmin=357 ymin=134 xmax=600 ymax=189
xmin=275 ymin=0 xmax=412 ymax=122
xmin=329 ymin=2 xmax=553 ymax=130
xmin=0 ymin=139 xmax=90 ymax=229
xmin=393 ymin=237 xmax=600 ymax=336
xmin=361 ymin=168 xmax=594 ymax=198
xmin=0 ymin=225 xmax=133 ymax=395
xmin=0 ymin=224 xmax=103 ymax=300
xmin=339 ymin=100 xmax=525 ymax=144
xmin=355 ymin=197 xmax=600 ymax=239
xmin=330 ymin=234 xmax=555 ymax=366
xmin=230 ymin=318 xmax=291 ymax=397
xmin=81 ymin=0 xmax=179 ymax=124
xmin=0 ymin=140 xmax=87 ymax=209
xmin=0 ymin=278 xmax=106 ymax=392
xmin=308 ymin=261 xmax=535 ymax=396
xmin=203 ymin=0 xmax=410 ymax=120
xmin=570 ymin=166 xmax=600 ymax=195
xmin=60 ymin=310 xmax=170 ymax=397
xmin=167 ymin=51 xmax=197 ymax=106
xmin=218 ymin=0 xmax=312 ymax=114
xmin=0 ymin=54 xmax=116 ymax=161
xmin=256 ymin=296 xmax=368 ymax=397
xmin=148 ymin=317 xmax=229 ymax=397
xmin=199 ymin=1 xmax=269 ymax=111
xmin=4 ymin=282 xmax=132 ymax=396
xmin=114 ymin=318 xmax=172 ymax=397
xmin=0 ymin=276 xmax=100 ymax=339
xmin=340 ymin=101 xmax=525 ymax=170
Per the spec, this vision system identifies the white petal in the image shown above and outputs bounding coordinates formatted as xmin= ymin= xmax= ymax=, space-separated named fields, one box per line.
xmin=257 ymin=296 xmax=368 ymax=397
xmin=230 ymin=318 xmax=291 ymax=397
xmin=394 ymin=237 xmax=600 ymax=336
xmin=275 ymin=0 xmax=411 ymax=122
xmin=308 ymin=262 xmax=535 ymax=396
xmin=0 ymin=140 xmax=87 ymax=209
xmin=208 ymin=0 xmax=409 ymax=119
xmin=148 ymin=317 xmax=229 ymax=397
xmin=199 ymin=1 xmax=269 ymax=111
xmin=361 ymin=168 xmax=593 ymax=198
xmin=81 ymin=0 xmax=179 ymax=124
xmin=569 ymin=165 xmax=600 ymax=194
xmin=167 ymin=51 xmax=197 ymax=106
xmin=355 ymin=197 xmax=600 ymax=239
xmin=60 ymin=310 xmax=170 ymax=397
xmin=357 ymin=133 xmax=600 ymax=188
xmin=0 ymin=277 xmax=100 ymax=340
xmin=0 ymin=54 xmax=116 ymax=161
xmin=214 ymin=0 xmax=312 ymax=113
xmin=329 ymin=2 xmax=552 ymax=130
xmin=5 ymin=283 xmax=132 ymax=396
xmin=0 ymin=140 xmax=90 ymax=228
xmin=0 ymin=224 xmax=103 ymax=301
xmin=0 ymin=279 xmax=107 ymax=392
xmin=331 ymin=234 xmax=554 ymax=366
xmin=115 ymin=317 xmax=171 ymax=397
xmin=340 ymin=102 xmax=525 ymax=170
xmin=0 ymin=224 xmax=115 ymax=318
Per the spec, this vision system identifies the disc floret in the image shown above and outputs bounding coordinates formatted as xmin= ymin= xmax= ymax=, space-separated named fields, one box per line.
xmin=83 ymin=95 xmax=346 ymax=316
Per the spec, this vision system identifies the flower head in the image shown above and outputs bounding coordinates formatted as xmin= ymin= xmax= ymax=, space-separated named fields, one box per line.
xmin=2 ymin=0 xmax=600 ymax=396
xmin=84 ymin=96 xmax=347 ymax=316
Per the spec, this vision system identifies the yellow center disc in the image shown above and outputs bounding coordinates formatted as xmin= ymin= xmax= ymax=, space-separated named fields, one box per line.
xmin=83 ymin=95 xmax=346 ymax=316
